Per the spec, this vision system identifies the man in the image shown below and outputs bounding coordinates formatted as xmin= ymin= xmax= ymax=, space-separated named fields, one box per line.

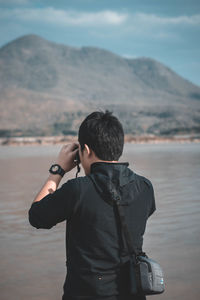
xmin=28 ymin=110 xmax=156 ymax=300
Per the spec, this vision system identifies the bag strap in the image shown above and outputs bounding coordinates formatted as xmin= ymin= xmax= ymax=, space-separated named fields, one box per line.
xmin=87 ymin=175 xmax=144 ymax=264
xmin=111 ymin=189 xmax=143 ymax=265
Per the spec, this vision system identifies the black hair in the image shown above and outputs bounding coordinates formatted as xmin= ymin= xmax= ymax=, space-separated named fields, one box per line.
xmin=78 ymin=110 xmax=124 ymax=161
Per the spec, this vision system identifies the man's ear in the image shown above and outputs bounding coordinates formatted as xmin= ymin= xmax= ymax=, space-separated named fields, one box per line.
xmin=84 ymin=144 xmax=91 ymax=156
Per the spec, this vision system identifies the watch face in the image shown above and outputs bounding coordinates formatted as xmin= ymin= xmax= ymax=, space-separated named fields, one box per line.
xmin=52 ymin=165 xmax=59 ymax=172
xmin=49 ymin=164 xmax=65 ymax=177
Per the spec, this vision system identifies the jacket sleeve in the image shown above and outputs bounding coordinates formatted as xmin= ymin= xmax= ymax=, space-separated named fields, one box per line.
xmin=142 ymin=176 xmax=156 ymax=218
xmin=28 ymin=178 xmax=80 ymax=229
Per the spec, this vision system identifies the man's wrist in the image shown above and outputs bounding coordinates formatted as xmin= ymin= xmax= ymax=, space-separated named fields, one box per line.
xmin=49 ymin=164 xmax=65 ymax=177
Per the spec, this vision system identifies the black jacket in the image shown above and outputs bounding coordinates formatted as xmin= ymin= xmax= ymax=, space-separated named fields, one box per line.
xmin=28 ymin=161 xmax=156 ymax=298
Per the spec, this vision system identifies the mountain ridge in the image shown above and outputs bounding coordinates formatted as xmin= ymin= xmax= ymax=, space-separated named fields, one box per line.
xmin=0 ymin=34 xmax=199 ymax=137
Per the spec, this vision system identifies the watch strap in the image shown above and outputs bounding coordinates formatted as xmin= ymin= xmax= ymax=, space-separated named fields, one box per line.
xmin=49 ymin=164 xmax=65 ymax=177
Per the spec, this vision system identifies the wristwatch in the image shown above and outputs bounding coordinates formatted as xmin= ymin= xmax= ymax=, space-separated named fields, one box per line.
xmin=49 ymin=164 xmax=65 ymax=177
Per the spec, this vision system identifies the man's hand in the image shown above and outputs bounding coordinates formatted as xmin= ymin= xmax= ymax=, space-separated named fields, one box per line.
xmin=32 ymin=142 xmax=79 ymax=203
xmin=56 ymin=142 xmax=79 ymax=173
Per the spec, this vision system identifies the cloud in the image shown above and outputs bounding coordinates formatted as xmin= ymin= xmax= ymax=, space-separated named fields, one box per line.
xmin=0 ymin=7 xmax=127 ymax=26
xmin=134 ymin=13 xmax=200 ymax=26
xmin=119 ymin=13 xmax=200 ymax=40
xmin=1 ymin=7 xmax=200 ymax=29
xmin=1 ymin=7 xmax=199 ymax=42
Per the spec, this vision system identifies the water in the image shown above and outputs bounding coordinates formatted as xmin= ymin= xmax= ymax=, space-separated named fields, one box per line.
xmin=0 ymin=143 xmax=199 ymax=300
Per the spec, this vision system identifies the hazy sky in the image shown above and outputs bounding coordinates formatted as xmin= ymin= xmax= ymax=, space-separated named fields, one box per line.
xmin=0 ymin=0 xmax=200 ymax=85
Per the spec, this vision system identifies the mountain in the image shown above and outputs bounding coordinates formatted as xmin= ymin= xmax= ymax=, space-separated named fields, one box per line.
xmin=0 ymin=34 xmax=200 ymax=137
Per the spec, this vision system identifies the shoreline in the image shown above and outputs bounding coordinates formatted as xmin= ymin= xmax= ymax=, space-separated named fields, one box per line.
xmin=0 ymin=134 xmax=200 ymax=146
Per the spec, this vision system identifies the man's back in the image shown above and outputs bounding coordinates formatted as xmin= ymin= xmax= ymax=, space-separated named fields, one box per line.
xmin=62 ymin=162 xmax=156 ymax=298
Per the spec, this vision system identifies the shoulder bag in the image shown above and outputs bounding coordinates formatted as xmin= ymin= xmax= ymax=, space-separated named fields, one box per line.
xmin=111 ymin=189 xmax=165 ymax=296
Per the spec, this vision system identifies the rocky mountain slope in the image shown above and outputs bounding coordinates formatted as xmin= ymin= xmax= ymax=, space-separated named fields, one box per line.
xmin=0 ymin=34 xmax=199 ymax=137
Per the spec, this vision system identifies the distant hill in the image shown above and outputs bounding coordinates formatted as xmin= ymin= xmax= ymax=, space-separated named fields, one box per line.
xmin=0 ymin=34 xmax=199 ymax=137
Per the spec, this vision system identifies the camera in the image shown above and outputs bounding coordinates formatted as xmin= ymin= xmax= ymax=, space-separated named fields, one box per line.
xmin=75 ymin=151 xmax=80 ymax=164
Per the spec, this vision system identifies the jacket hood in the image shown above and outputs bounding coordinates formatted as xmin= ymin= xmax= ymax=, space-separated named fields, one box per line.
xmin=88 ymin=161 xmax=135 ymax=206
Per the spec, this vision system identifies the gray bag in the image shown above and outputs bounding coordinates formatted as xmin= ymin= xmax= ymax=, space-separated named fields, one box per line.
xmin=129 ymin=253 xmax=165 ymax=295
